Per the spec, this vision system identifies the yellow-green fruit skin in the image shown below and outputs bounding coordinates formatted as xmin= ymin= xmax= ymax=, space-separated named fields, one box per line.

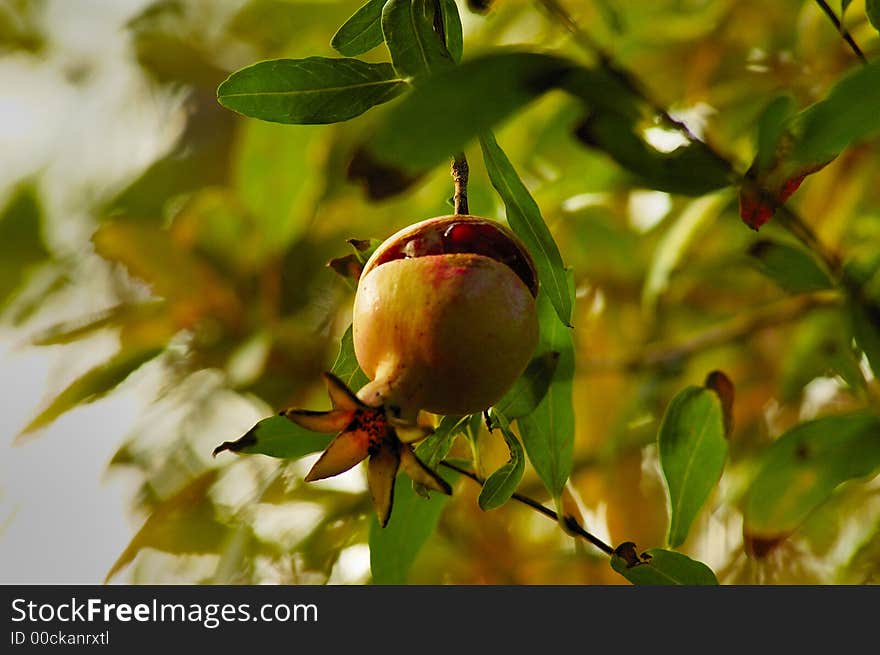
xmin=353 ymin=253 xmax=538 ymax=416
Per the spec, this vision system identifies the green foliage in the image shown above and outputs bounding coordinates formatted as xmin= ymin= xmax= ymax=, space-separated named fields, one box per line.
xmin=371 ymin=52 xmax=573 ymax=171
xmin=382 ymin=0 xmax=455 ymax=79
xmin=0 ymin=186 xmax=48 ymax=309
xmin=866 ymin=0 xmax=880 ymax=34
xmin=369 ymin=468 xmax=456 ymax=584
xmin=8 ymin=0 xmax=880 ymax=587
xmin=106 ymin=471 xmax=229 ymax=583
xmin=748 ymin=240 xmax=834 ymax=293
xmin=491 ymin=351 xmax=559 ymax=421
xmin=480 ymin=132 xmax=572 ymax=326
xmin=611 ymin=546 xmax=718 ymax=585
xmin=478 ymin=413 xmax=525 ymax=510
xmin=517 ymin=273 xmax=576 ymax=502
xmin=658 ymin=381 xmax=729 ymax=548
xmin=744 ymin=412 xmax=880 ymax=542
xmin=213 ymin=415 xmax=333 ymax=459
xmin=331 ymin=0 xmax=386 ymax=57
xmin=331 ymin=325 xmax=370 ymax=391
xmin=574 ymin=113 xmax=731 ymax=195
xmin=20 ymin=346 xmax=165 ymax=437
xmin=217 ymin=58 xmax=406 ymax=124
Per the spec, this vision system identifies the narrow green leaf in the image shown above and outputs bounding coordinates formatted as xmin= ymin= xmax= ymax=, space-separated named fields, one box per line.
xmin=28 ymin=301 xmax=166 ymax=346
xmin=780 ymin=309 xmax=864 ymax=402
xmin=212 ymin=415 xmax=333 ymax=460
xmin=492 ymin=351 xmax=559 ymax=421
xmin=744 ymin=411 xmax=880 ymax=542
xmin=748 ymin=239 xmax=835 ymax=294
xmin=867 ymin=0 xmax=880 ymax=32
xmin=415 ymin=414 xmax=468 ymax=470
xmin=19 ymin=346 xmax=164 ymax=437
xmin=791 ymin=59 xmax=880 ymax=165
xmin=658 ymin=385 xmax=728 ymax=548
xmin=381 ymin=0 xmax=454 ymax=80
xmin=331 ymin=0 xmax=387 ymax=57
xmin=754 ymin=95 xmax=796 ymax=172
xmin=841 ymin=0 xmax=853 ymax=20
xmin=370 ymin=467 xmax=456 ymax=584
xmin=517 ymin=274 xmax=575 ymax=500
xmin=479 ymin=416 xmax=525 ymax=510
xmin=217 ymin=57 xmax=406 ymax=125
xmin=371 ymin=52 xmax=574 ymax=171
xmin=611 ymin=546 xmax=718 ymax=585
xmin=850 ymin=299 xmax=880 ymax=377
xmin=574 ymin=112 xmax=730 ymax=195
xmin=0 ymin=185 xmax=48 ymax=309
xmin=106 ymin=470 xmax=226 ymax=582
xmin=439 ymin=0 xmax=463 ymax=63
xmin=480 ymin=132 xmax=572 ymax=327
xmin=331 ymin=324 xmax=369 ymax=391
xmin=413 ymin=414 xmax=468 ymax=497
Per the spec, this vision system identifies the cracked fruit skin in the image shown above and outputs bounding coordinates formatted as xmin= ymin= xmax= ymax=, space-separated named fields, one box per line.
xmin=353 ymin=214 xmax=539 ymax=418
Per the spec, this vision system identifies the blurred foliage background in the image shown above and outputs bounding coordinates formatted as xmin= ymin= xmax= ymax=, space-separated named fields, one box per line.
xmin=2 ymin=0 xmax=880 ymax=585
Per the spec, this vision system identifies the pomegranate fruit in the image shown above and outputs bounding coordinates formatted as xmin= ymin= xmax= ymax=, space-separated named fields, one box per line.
xmin=283 ymin=214 xmax=539 ymax=526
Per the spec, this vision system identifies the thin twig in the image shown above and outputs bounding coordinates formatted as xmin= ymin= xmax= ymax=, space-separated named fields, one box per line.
xmin=813 ymin=0 xmax=869 ymax=64
xmin=534 ymin=0 xmax=845 ymax=278
xmin=439 ymin=460 xmax=615 ymax=556
xmin=452 ymin=153 xmax=469 ymax=214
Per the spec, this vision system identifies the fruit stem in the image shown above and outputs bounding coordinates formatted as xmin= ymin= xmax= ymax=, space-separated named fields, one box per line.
xmin=452 ymin=153 xmax=469 ymax=215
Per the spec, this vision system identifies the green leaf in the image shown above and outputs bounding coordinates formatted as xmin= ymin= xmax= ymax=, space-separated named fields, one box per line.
xmin=213 ymin=415 xmax=333 ymax=459
xmin=743 ymin=412 xmax=880 ymax=543
xmin=371 ymin=52 xmax=574 ymax=171
xmin=480 ymin=132 xmax=572 ymax=327
xmin=791 ymin=59 xmax=880 ymax=165
xmin=867 ymin=0 xmax=880 ymax=32
xmin=413 ymin=414 xmax=468 ymax=497
xmin=415 ymin=414 xmax=468 ymax=470
xmin=478 ymin=415 xmax=525 ymax=510
xmin=741 ymin=60 xmax=880 ymax=228
xmin=748 ymin=240 xmax=835 ymax=293
xmin=754 ymin=95 xmax=797 ymax=172
xmin=779 ymin=309 xmax=864 ymax=402
xmin=491 ymin=350 xmax=560 ymax=421
xmin=0 ymin=185 xmax=49 ymax=309
xmin=381 ymin=0 xmax=454 ymax=80
xmin=849 ymin=299 xmax=880 ymax=377
xmin=439 ymin=0 xmax=463 ymax=63
xmin=370 ymin=467 xmax=456 ymax=584
xmin=573 ymin=112 xmax=730 ymax=195
xmin=611 ymin=546 xmax=718 ymax=585
xmin=330 ymin=324 xmax=369 ymax=391
xmin=217 ymin=57 xmax=406 ymax=124
xmin=841 ymin=0 xmax=853 ymax=19
xmin=517 ymin=274 xmax=575 ymax=501
xmin=331 ymin=0 xmax=386 ymax=57
xmin=106 ymin=470 xmax=226 ymax=582
xmin=658 ymin=384 xmax=728 ymax=548
xmin=19 ymin=346 xmax=164 ymax=437
xmin=28 ymin=301 xmax=166 ymax=346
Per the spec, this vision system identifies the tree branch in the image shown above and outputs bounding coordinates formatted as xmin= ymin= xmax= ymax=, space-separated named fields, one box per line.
xmin=439 ymin=459 xmax=615 ymax=556
xmin=813 ymin=0 xmax=869 ymax=64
